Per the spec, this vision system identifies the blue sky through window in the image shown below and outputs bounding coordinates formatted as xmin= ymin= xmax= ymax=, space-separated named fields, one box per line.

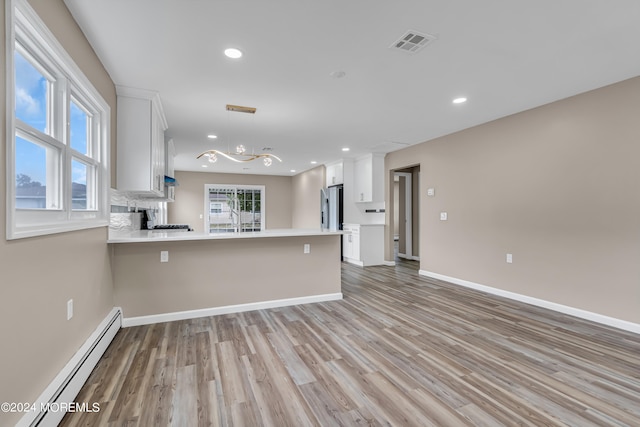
xmin=70 ymin=101 xmax=88 ymax=155
xmin=15 ymin=51 xmax=48 ymax=185
xmin=15 ymin=51 xmax=47 ymax=132
xmin=15 ymin=51 xmax=91 ymax=189
xmin=72 ymin=159 xmax=87 ymax=187
xmin=15 ymin=136 xmax=47 ymax=185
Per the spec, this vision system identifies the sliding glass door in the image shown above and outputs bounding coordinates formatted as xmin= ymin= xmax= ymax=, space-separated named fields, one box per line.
xmin=205 ymin=185 xmax=264 ymax=233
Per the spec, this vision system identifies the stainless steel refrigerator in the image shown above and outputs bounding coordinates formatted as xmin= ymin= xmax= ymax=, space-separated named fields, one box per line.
xmin=320 ymin=185 xmax=343 ymax=231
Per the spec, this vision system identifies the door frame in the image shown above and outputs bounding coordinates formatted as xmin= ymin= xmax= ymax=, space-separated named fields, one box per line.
xmin=395 ymin=172 xmax=412 ymax=258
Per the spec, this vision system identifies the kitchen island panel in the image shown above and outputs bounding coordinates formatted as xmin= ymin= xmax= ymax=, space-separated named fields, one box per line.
xmin=111 ymin=234 xmax=341 ymax=321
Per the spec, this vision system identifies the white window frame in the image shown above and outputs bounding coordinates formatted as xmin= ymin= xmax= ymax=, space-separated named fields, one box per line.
xmin=6 ymin=0 xmax=110 ymax=239
xmin=203 ymin=184 xmax=266 ymax=233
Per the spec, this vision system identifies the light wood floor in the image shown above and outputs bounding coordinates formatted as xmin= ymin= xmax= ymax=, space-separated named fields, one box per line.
xmin=61 ymin=260 xmax=640 ymax=426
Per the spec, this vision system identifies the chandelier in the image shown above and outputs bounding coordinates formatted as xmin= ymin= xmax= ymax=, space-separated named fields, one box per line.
xmin=197 ymin=146 xmax=282 ymax=167
xmin=197 ymin=104 xmax=282 ymax=167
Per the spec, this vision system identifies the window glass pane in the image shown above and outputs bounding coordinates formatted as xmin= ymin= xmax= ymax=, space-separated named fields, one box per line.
xmin=237 ymin=189 xmax=261 ymax=232
xmin=15 ymin=136 xmax=52 ymax=209
xmin=70 ymin=100 xmax=89 ymax=155
xmin=15 ymin=51 xmax=49 ymax=133
xmin=71 ymin=159 xmax=89 ymax=210
xmin=208 ymin=187 xmax=236 ymax=233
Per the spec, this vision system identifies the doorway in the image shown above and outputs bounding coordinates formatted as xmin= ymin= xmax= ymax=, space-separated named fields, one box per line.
xmin=393 ymin=166 xmax=420 ymax=262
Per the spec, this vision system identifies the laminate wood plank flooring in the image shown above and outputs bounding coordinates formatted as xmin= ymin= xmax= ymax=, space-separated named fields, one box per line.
xmin=60 ymin=260 xmax=640 ymax=426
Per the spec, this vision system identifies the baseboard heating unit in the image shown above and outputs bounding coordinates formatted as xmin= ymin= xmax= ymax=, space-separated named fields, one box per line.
xmin=17 ymin=308 xmax=122 ymax=427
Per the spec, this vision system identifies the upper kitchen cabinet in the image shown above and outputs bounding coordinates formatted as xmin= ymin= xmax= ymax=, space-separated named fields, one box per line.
xmin=325 ymin=160 xmax=343 ymax=187
xmin=116 ymin=86 xmax=168 ymax=196
xmin=354 ymin=153 xmax=384 ymax=203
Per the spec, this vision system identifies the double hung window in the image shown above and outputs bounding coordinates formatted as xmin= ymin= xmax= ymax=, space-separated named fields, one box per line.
xmin=7 ymin=0 xmax=110 ymax=239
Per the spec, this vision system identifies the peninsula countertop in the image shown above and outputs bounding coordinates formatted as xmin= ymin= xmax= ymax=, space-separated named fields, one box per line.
xmin=107 ymin=228 xmax=345 ymax=243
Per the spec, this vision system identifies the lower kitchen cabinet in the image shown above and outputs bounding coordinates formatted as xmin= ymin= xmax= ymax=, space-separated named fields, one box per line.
xmin=342 ymin=223 xmax=385 ymax=266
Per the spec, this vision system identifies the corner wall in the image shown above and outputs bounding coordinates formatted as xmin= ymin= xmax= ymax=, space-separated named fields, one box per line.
xmin=0 ymin=1 xmax=116 ymax=425
xmin=385 ymin=76 xmax=640 ymax=325
xmin=292 ymin=165 xmax=324 ymax=228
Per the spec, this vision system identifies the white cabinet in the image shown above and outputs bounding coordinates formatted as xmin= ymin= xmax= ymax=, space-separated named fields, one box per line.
xmin=343 ymin=224 xmax=384 ymax=266
xmin=343 ymin=224 xmax=360 ymax=262
xmin=325 ymin=160 xmax=343 ymax=187
xmin=116 ymin=86 xmax=168 ymax=196
xmin=354 ymin=153 xmax=384 ymax=203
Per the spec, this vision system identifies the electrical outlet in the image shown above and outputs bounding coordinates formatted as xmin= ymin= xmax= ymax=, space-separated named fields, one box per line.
xmin=160 ymin=250 xmax=169 ymax=262
xmin=67 ymin=299 xmax=73 ymax=320
xmin=427 ymin=188 xmax=435 ymax=197
xmin=506 ymin=253 xmax=513 ymax=263
xmin=304 ymin=243 xmax=310 ymax=254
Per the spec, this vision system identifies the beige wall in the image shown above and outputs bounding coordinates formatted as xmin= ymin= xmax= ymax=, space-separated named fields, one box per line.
xmin=292 ymin=165 xmax=325 ymax=228
xmin=0 ymin=1 xmax=116 ymax=425
xmin=385 ymin=76 xmax=640 ymax=324
xmin=112 ymin=235 xmax=341 ymax=317
xmin=169 ymin=171 xmax=293 ymax=232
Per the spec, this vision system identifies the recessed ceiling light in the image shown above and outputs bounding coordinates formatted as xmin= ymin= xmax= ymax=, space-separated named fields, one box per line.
xmin=453 ymin=97 xmax=467 ymax=104
xmin=310 ymin=161 xmax=317 ymax=164
xmin=207 ymin=134 xmax=217 ymax=139
xmin=201 ymin=165 xmax=208 ymax=168
xmin=224 ymin=48 xmax=243 ymax=59
xmin=342 ymin=147 xmax=350 ymax=152
xmin=290 ymin=169 xmax=296 ymax=173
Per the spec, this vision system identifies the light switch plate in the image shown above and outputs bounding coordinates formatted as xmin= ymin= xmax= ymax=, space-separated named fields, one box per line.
xmin=427 ymin=188 xmax=435 ymax=197
xmin=440 ymin=212 xmax=448 ymax=221
xmin=506 ymin=253 xmax=513 ymax=263
xmin=304 ymin=243 xmax=310 ymax=254
xmin=67 ymin=299 xmax=73 ymax=320
xmin=160 ymin=251 xmax=169 ymax=262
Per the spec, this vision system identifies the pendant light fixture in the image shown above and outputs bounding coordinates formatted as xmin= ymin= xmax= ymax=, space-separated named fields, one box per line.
xmin=197 ymin=104 xmax=282 ymax=167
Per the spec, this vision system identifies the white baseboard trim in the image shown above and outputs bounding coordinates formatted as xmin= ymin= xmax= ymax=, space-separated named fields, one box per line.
xmin=122 ymin=293 xmax=343 ymax=327
xmin=398 ymin=253 xmax=420 ymax=261
xmin=343 ymin=258 xmax=364 ymax=267
xmin=383 ymin=260 xmax=396 ymax=266
xmin=419 ymin=270 xmax=640 ymax=335
xmin=18 ymin=307 xmax=122 ymax=427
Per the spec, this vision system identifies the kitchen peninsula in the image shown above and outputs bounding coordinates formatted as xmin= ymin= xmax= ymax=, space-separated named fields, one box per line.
xmin=108 ymin=229 xmax=343 ymax=326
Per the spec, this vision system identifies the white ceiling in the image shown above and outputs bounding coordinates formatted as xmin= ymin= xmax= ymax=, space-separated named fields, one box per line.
xmin=63 ymin=0 xmax=640 ymax=176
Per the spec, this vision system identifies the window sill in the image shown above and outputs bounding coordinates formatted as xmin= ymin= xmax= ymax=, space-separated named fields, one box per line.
xmin=8 ymin=219 xmax=109 ymax=240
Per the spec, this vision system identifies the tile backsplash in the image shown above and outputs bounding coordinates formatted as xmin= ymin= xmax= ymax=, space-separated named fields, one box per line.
xmin=110 ymin=188 xmax=165 ymax=230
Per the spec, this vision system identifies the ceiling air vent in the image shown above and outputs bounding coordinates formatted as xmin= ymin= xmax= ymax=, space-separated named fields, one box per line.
xmin=390 ymin=30 xmax=436 ymax=54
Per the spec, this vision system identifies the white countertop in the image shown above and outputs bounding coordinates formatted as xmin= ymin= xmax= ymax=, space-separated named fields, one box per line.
xmin=108 ymin=228 xmax=344 ymax=243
